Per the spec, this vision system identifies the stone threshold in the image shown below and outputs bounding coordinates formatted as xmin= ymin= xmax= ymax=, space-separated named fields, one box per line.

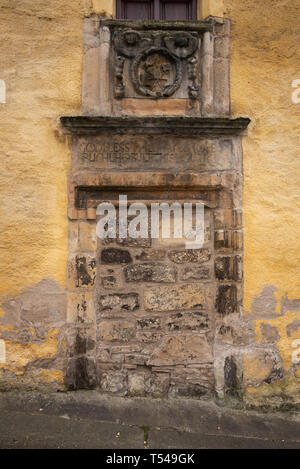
xmin=0 ymin=391 xmax=300 ymax=442
xmin=61 ymin=116 xmax=251 ymax=136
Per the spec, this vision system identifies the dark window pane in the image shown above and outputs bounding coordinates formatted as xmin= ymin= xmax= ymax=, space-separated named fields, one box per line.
xmin=161 ymin=2 xmax=188 ymax=20
xmin=117 ymin=0 xmax=154 ymax=20
xmin=117 ymin=0 xmax=197 ymax=20
xmin=125 ymin=1 xmax=153 ymax=19
xmin=160 ymin=0 xmax=196 ymax=20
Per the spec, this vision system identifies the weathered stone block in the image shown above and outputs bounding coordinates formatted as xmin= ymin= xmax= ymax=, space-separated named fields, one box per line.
xmin=137 ymin=317 xmax=161 ymax=329
xmin=215 ymin=230 xmax=243 ymax=251
xmin=108 ymin=344 xmax=141 ymax=354
xmin=215 ymin=256 xmax=242 ymax=281
xmin=214 ymin=57 xmax=230 ymax=116
xmin=166 ymin=311 xmax=209 ymax=332
xmin=136 ymin=331 xmax=163 ymax=343
xmin=124 ymin=263 xmax=176 ymax=283
xmin=214 ymin=36 xmax=230 ymax=59
xmin=216 ymin=285 xmax=237 ymax=316
xmin=124 ymin=353 xmax=146 ymax=366
xmin=147 ymin=372 xmax=170 ymax=398
xmin=181 ymin=266 xmax=211 ymax=281
xmin=100 ymin=370 xmax=127 ymax=394
xmin=128 ymin=371 xmax=145 ymax=396
xmin=96 ymin=346 xmax=111 ymax=363
xmin=78 ymin=221 xmax=97 ymax=252
xmin=101 ymin=248 xmax=132 ymax=264
xmin=144 ymin=283 xmax=210 ymax=312
xmin=82 ymin=43 xmax=101 ymax=115
xmin=215 ymin=256 xmax=231 ymax=280
xmin=64 ymin=326 xmax=96 ymax=357
xmin=234 ymin=255 xmax=243 ymax=281
xmin=68 ymin=255 xmax=96 ymax=289
xmin=65 ymin=357 xmax=96 ymax=390
xmin=68 ymin=221 xmax=79 ymax=253
xmin=201 ymin=33 xmax=214 ymax=115
xmin=148 ymin=334 xmax=213 ymax=366
xmin=215 ymin=18 xmax=231 ymax=37
xmin=98 ymin=293 xmax=139 ymax=312
xmin=135 ymin=249 xmax=166 ymax=261
xmin=99 ymin=267 xmax=121 ymax=288
xmin=128 ymin=369 xmax=170 ymax=397
xmin=169 ymin=365 xmax=215 ymax=398
xmin=117 ymin=237 xmax=151 ymax=248
xmin=215 ymin=314 xmax=255 ymax=346
xmin=224 ymin=355 xmax=242 ymax=397
xmin=168 ymin=249 xmax=211 ymax=264
xmin=101 ymin=275 xmax=117 ymax=288
xmin=67 ymin=292 xmax=95 ymax=324
xmin=214 ymin=209 xmax=242 ymax=230
xmin=121 ymin=98 xmax=187 ymax=116
xmin=98 ymin=320 xmax=135 ymax=342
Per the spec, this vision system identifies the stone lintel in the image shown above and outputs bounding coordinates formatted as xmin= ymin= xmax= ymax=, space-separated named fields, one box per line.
xmin=72 ymin=170 xmax=227 ymax=190
xmin=61 ymin=116 xmax=251 ymax=136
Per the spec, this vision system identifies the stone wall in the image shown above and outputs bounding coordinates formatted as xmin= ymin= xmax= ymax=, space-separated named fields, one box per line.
xmin=0 ymin=0 xmax=299 ymax=409
xmin=63 ymin=106 xmax=247 ymax=398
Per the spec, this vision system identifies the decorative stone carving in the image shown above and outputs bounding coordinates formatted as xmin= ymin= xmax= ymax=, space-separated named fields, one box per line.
xmin=163 ymin=32 xmax=198 ymax=58
xmin=114 ymin=30 xmax=153 ymax=58
xmin=187 ymin=56 xmax=199 ymax=99
xmin=114 ymin=56 xmax=125 ymax=98
xmin=82 ymin=18 xmax=232 ymax=116
xmin=132 ymin=47 xmax=182 ymax=98
xmin=113 ymin=29 xmax=199 ymax=99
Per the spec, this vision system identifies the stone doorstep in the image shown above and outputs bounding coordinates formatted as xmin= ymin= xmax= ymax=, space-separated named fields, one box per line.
xmin=0 ymin=391 xmax=300 ymax=442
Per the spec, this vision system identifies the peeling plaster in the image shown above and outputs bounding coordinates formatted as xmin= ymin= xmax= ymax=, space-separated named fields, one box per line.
xmin=0 ymin=279 xmax=66 ymax=384
xmin=281 ymin=294 xmax=300 ymax=315
xmin=250 ymin=285 xmax=280 ymax=319
xmin=286 ymin=320 xmax=300 ymax=338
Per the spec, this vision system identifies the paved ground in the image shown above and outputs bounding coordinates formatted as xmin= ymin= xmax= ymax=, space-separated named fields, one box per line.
xmin=0 ymin=391 xmax=300 ymax=449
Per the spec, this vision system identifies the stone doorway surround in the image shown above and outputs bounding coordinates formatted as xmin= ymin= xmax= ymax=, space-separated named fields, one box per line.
xmin=61 ymin=17 xmax=250 ymax=399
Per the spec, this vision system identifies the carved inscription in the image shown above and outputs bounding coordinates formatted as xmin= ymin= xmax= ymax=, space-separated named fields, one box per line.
xmin=73 ymin=137 xmax=235 ymax=171
xmin=77 ymin=141 xmax=162 ymax=165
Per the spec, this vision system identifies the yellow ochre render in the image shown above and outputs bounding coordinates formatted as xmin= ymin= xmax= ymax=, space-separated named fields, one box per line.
xmin=0 ymin=0 xmax=299 ymax=404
